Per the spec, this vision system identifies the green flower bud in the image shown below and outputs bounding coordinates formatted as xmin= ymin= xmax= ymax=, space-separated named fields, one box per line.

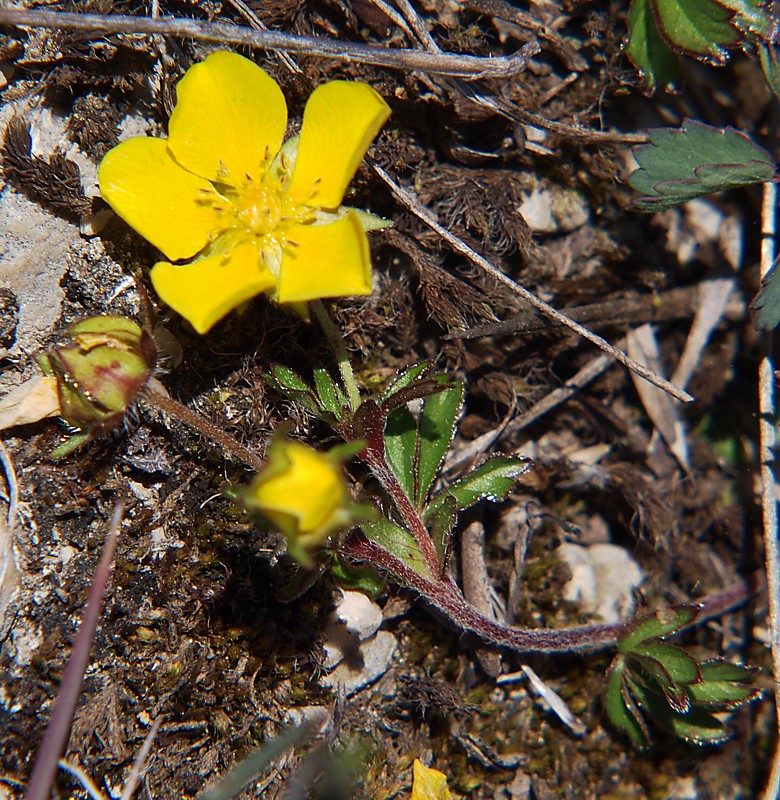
xmin=45 ymin=316 xmax=156 ymax=438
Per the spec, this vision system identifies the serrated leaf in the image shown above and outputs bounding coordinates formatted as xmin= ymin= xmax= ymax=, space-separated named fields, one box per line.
xmin=313 ymin=368 xmax=343 ymax=418
xmin=381 ymin=362 xmax=431 ymax=403
xmin=330 ymin=553 xmax=385 ymax=599
xmin=626 ymin=0 xmax=682 ymax=93
xmin=687 ymin=660 xmax=760 ymax=707
xmin=425 ymin=456 xmax=532 ymax=520
xmin=631 ymin=641 xmax=701 ymax=684
xmin=628 ymin=677 xmax=732 ymax=745
xmin=628 ymin=119 xmax=777 ymax=211
xmin=618 ymin=607 xmax=696 ymax=652
xmin=361 ymin=519 xmax=434 ymax=579
xmin=384 ymin=405 xmax=418 ymax=501
xmin=605 ymin=657 xmax=651 ymax=748
xmin=752 ymin=255 xmax=780 ymax=331
xmin=652 ymin=0 xmax=739 ymax=65
xmin=416 ymin=385 xmax=464 ymax=505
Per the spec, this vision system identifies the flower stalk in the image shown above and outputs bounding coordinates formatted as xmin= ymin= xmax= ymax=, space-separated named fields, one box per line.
xmin=311 ymin=300 xmax=362 ymax=412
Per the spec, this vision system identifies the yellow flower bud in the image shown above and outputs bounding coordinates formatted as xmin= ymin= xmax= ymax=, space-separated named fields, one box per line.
xmin=243 ymin=440 xmax=369 ymax=564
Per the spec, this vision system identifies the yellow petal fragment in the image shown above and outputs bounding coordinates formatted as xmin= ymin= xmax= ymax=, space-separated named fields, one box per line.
xmin=287 ymin=81 xmax=390 ymax=208
xmin=278 ymin=213 xmax=371 ymax=304
xmin=168 ymin=51 xmax=287 ymax=185
xmin=99 ymin=137 xmax=220 ymax=262
xmin=253 ymin=443 xmax=343 ymax=533
xmin=410 ymin=760 xmax=452 ymax=800
xmin=150 ymin=240 xmax=275 ymax=334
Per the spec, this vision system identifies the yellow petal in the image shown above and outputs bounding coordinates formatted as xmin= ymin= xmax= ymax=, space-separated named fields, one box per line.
xmin=167 ymin=51 xmax=287 ymax=185
xmin=253 ymin=443 xmax=342 ymax=533
xmin=278 ymin=213 xmax=371 ymax=303
xmin=99 ymin=137 xmax=220 ymax=261
xmin=287 ymin=81 xmax=390 ymax=208
xmin=410 ymin=761 xmax=452 ymax=800
xmin=150 ymin=239 xmax=275 ymax=334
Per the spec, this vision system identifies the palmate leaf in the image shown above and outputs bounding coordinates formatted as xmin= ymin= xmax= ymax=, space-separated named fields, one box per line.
xmin=628 ymin=119 xmax=778 ymax=211
xmin=626 ymin=0 xmax=682 ymax=93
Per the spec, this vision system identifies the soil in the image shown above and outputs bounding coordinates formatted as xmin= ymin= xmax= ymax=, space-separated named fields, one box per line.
xmin=0 ymin=1 xmax=775 ymax=798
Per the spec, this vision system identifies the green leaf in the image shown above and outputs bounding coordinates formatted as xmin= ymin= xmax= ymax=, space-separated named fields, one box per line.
xmin=330 ymin=553 xmax=385 ymax=599
xmin=630 ymin=655 xmax=691 ymax=713
xmin=687 ymin=660 xmax=760 ymax=708
xmin=425 ymin=456 xmax=531 ymax=520
xmin=627 ymin=677 xmax=732 ymax=745
xmin=605 ymin=658 xmax=651 ymax=748
xmin=416 ymin=384 xmax=464 ymax=505
xmin=631 ymin=641 xmax=701 ymax=684
xmin=361 ymin=519 xmax=434 ymax=579
xmin=426 ymin=494 xmax=457 ymax=564
xmin=266 ymin=365 xmax=321 ymax=413
xmin=381 ymin=362 xmax=431 ymax=403
xmin=751 ymin=257 xmax=780 ymax=331
xmin=718 ymin=0 xmax=772 ymax=36
xmin=313 ymin=368 xmax=344 ymax=418
xmin=618 ymin=607 xmax=696 ymax=653
xmin=626 ymin=0 xmax=682 ymax=93
xmin=628 ymin=119 xmax=778 ymax=211
xmin=759 ymin=43 xmax=780 ymax=101
xmin=651 ymin=0 xmax=739 ymax=65
xmin=385 ymin=405 xmax=418 ymax=501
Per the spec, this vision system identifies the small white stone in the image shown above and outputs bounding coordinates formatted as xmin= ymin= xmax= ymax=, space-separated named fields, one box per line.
xmin=557 ymin=542 xmax=644 ymax=624
xmin=335 ymin=590 xmax=383 ymax=640
xmin=321 ymin=631 xmax=397 ymax=696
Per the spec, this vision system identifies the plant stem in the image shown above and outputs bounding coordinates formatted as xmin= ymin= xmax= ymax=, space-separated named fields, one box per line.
xmin=141 ymin=386 xmax=265 ymax=472
xmin=311 ymin=300 xmax=361 ymax=412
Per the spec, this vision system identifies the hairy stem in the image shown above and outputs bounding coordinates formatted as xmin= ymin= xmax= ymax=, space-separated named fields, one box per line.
xmin=311 ymin=300 xmax=361 ymax=412
xmin=141 ymin=386 xmax=265 ymax=472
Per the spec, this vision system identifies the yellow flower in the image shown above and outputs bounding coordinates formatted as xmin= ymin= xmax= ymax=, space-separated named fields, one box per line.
xmin=410 ymin=760 xmax=452 ymax=800
xmin=243 ymin=440 xmax=369 ymax=564
xmin=98 ymin=51 xmax=391 ymax=334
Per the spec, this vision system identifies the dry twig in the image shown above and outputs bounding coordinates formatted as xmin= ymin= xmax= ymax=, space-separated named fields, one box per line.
xmin=0 ymin=9 xmax=540 ymax=79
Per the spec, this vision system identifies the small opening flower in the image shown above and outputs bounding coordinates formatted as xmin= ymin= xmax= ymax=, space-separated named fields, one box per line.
xmin=242 ymin=439 xmax=371 ymax=565
xmin=98 ymin=51 xmax=391 ymax=334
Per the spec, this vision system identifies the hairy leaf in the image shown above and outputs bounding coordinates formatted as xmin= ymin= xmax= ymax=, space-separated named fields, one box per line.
xmin=360 ymin=519 xmax=434 ymax=579
xmin=313 ymin=368 xmax=344 ymax=418
xmin=686 ymin=661 xmax=760 ymax=707
xmin=384 ymin=405 xmax=418 ymax=501
xmin=381 ymin=362 xmax=431 ymax=403
xmin=631 ymin=641 xmax=701 ymax=684
xmin=618 ymin=607 xmax=696 ymax=652
xmin=416 ymin=384 xmax=464 ymax=505
xmin=628 ymin=119 xmax=777 ymax=211
xmin=627 ymin=677 xmax=732 ymax=745
xmin=425 ymin=456 xmax=532 ymax=520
